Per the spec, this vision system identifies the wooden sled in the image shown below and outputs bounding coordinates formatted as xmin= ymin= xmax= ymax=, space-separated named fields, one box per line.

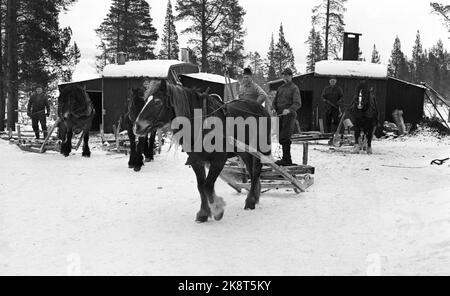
xmin=221 ymin=138 xmax=315 ymax=194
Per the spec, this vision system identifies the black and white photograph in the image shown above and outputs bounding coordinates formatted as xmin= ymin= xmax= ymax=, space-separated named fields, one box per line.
xmin=0 ymin=0 xmax=449 ymax=278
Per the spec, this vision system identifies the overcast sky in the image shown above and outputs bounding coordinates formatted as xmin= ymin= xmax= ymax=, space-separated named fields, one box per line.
xmin=59 ymin=0 xmax=450 ymax=80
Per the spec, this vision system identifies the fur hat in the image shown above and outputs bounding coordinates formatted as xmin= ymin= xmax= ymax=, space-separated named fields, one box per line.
xmin=243 ymin=67 xmax=253 ymax=76
xmin=282 ymin=68 xmax=293 ymax=76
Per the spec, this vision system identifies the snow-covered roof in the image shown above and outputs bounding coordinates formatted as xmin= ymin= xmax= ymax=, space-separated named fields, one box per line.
xmin=59 ymin=76 xmax=102 ymax=85
xmin=102 ymin=60 xmax=194 ymax=78
xmin=315 ymin=60 xmax=388 ymax=79
xmin=181 ymin=72 xmax=238 ymax=85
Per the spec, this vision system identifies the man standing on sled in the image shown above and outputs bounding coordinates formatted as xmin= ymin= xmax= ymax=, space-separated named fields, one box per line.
xmin=273 ymin=68 xmax=302 ymax=166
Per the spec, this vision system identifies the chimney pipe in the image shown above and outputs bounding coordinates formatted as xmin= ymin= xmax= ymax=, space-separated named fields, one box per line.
xmin=117 ymin=52 xmax=127 ymax=65
xmin=343 ymin=32 xmax=362 ymax=61
xmin=181 ymin=48 xmax=190 ymax=63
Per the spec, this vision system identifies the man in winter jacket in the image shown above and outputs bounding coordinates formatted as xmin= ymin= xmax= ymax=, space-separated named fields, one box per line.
xmin=27 ymin=86 xmax=51 ymax=140
xmin=272 ymin=68 xmax=302 ymax=166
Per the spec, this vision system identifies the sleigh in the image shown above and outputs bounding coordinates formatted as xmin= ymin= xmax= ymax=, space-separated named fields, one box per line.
xmin=220 ymin=138 xmax=315 ymax=194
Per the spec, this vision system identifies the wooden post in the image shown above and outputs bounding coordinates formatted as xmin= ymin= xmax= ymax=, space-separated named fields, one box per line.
xmin=75 ymin=131 xmax=85 ymax=151
xmin=426 ymin=92 xmax=450 ymax=130
xmin=40 ymin=118 xmax=61 ymax=153
xmin=303 ymin=142 xmax=309 ymax=166
xmin=100 ymin=123 xmax=106 ymax=143
xmin=16 ymin=124 xmax=21 ymax=142
xmin=319 ymin=119 xmax=325 ymax=134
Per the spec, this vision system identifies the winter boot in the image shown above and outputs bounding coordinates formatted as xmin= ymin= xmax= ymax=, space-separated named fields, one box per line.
xmin=35 ymin=132 xmax=40 ymax=140
xmin=275 ymin=143 xmax=293 ymax=166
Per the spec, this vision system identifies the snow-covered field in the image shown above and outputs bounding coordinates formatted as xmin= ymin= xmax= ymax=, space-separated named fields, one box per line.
xmin=0 ymin=133 xmax=449 ymax=276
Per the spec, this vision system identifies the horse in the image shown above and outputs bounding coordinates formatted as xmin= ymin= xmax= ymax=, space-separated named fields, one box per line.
xmin=134 ymin=79 xmax=272 ymax=223
xmin=57 ymin=85 xmax=95 ymax=158
xmin=349 ymin=80 xmax=379 ymax=155
xmin=119 ymin=88 xmax=159 ymax=172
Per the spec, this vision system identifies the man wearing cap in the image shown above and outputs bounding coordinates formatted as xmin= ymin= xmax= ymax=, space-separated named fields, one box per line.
xmin=321 ymin=77 xmax=344 ymax=134
xmin=238 ymin=67 xmax=268 ymax=105
xmin=272 ymin=68 xmax=302 ymax=166
xmin=27 ymin=86 xmax=51 ymax=140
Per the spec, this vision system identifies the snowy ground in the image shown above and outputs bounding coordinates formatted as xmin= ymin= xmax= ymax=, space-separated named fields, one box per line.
xmin=0 ymin=132 xmax=449 ymax=276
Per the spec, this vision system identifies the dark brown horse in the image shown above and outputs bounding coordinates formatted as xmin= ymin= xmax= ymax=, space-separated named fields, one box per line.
xmin=349 ymin=80 xmax=379 ymax=155
xmin=57 ymin=85 xmax=95 ymax=157
xmin=134 ymin=79 xmax=272 ymax=223
xmin=120 ymin=88 xmax=158 ymax=172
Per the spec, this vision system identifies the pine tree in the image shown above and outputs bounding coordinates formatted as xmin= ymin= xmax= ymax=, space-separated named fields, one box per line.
xmin=159 ymin=0 xmax=179 ymax=60
xmin=371 ymin=44 xmax=381 ymax=64
xmin=312 ymin=0 xmax=347 ymax=60
xmin=1 ymin=0 xmax=79 ymax=130
xmin=426 ymin=40 xmax=450 ymax=97
xmin=274 ymin=23 xmax=296 ymax=76
xmin=388 ymin=36 xmax=410 ymax=80
xmin=6 ymin=0 xmax=18 ymax=129
xmin=96 ymin=0 xmax=158 ymax=71
xmin=266 ymin=33 xmax=277 ymax=81
xmin=17 ymin=1 xmax=80 ymax=90
xmin=175 ymin=0 xmax=245 ymax=73
xmin=0 ymin=0 xmax=5 ymax=131
xmin=306 ymin=26 xmax=324 ymax=72
xmin=411 ymin=30 xmax=426 ymax=83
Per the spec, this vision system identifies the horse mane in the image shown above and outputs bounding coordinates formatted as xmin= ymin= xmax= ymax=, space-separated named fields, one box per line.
xmin=59 ymin=85 xmax=92 ymax=117
xmin=166 ymin=83 xmax=210 ymax=119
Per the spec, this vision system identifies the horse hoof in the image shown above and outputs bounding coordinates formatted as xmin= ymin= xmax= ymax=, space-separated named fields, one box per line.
xmin=213 ymin=210 xmax=225 ymax=221
xmin=134 ymin=166 xmax=142 ymax=172
xmin=367 ymin=148 xmax=373 ymax=155
xmin=82 ymin=154 xmax=91 ymax=158
xmin=196 ymin=215 xmax=209 ymax=223
xmin=244 ymin=203 xmax=256 ymax=211
xmin=145 ymin=158 xmax=153 ymax=163
xmin=129 ymin=165 xmax=134 ymax=169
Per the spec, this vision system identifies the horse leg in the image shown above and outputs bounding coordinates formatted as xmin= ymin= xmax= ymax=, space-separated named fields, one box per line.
xmin=82 ymin=131 xmax=91 ymax=158
xmin=134 ymin=137 xmax=145 ymax=172
xmin=62 ymin=129 xmax=73 ymax=157
xmin=192 ymin=162 xmax=211 ymax=223
xmin=240 ymin=154 xmax=261 ymax=210
xmin=145 ymin=130 xmax=156 ymax=162
xmin=128 ymin=126 xmax=137 ymax=169
xmin=204 ymin=159 xmax=227 ymax=221
xmin=353 ymin=125 xmax=362 ymax=153
xmin=366 ymin=124 xmax=374 ymax=155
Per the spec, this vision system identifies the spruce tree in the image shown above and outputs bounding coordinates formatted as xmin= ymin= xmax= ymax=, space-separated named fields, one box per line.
xmin=411 ymin=30 xmax=426 ymax=83
xmin=159 ymin=0 xmax=179 ymax=60
xmin=371 ymin=44 xmax=381 ymax=64
xmin=175 ymin=0 xmax=245 ymax=73
xmin=96 ymin=0 xmax=158 ymax=71
xmin=388 ymin=36 xmax=410 ymax=80
xmin=312 ymin=0 xmax=347 ymax=60
xmin=266 ymin=33 xmax=277 ymax=81
xmin=306 ymin=26 xmax=324 ymax=72
xmin=17 ymin=1 xmax=79 ymax=89
xmin=274 ymin=23 xmax=296 ymax=76
xmin=217 ymin=0 xmax=246 ymax=77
